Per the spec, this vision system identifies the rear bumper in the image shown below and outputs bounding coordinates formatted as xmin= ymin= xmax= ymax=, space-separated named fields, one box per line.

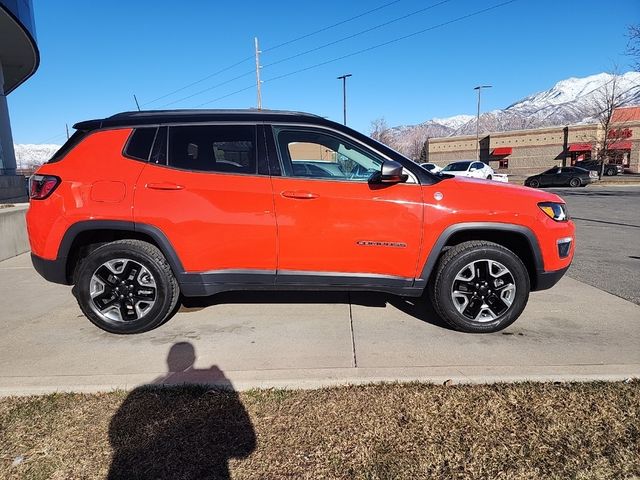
xmin=31 ymin=253 xmax=69 ymax=285
xmin=533 ymin=266 xmax=570 ymax=291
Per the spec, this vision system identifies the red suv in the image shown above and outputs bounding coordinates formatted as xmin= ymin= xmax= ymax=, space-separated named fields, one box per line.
xmin=27 ymin=110 xmax=574 ymax=334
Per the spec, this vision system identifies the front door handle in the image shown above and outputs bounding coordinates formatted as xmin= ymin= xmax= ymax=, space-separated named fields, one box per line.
xmin=281 ymin=190 xmax=319 ymax=199
xmin=146 ymin=182 xmax=185 ymax=191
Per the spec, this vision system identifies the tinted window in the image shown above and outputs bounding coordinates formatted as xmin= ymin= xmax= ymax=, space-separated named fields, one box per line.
xmin=443 ymin=161 xmax=472 ymax=172
xmin=471 ymin=162 xmax=484 ymax=169
xmin=168 ymin=125 xmax=256 ymax=174
xmin=124 ymin=128 xmax=157 ymax=161
xmin=275 ymin=128 xmax=383 ymax=182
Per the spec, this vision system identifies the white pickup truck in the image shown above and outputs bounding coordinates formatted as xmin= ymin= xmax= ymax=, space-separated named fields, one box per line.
xmin=441 ymin=160 xmax=508 ymax=183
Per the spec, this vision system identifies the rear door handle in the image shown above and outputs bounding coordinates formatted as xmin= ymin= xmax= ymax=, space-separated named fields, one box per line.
xmin=281 ymin=190 xmax=319 ymax=199
xmin=146 ymin=182 xmax=185 ymax=191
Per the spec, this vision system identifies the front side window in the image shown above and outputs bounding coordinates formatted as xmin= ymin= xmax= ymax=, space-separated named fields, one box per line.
xmin=274 ymin=127 xmax=383 ymax=182
xmin=167 ymin=125 xmax=256 ymax=174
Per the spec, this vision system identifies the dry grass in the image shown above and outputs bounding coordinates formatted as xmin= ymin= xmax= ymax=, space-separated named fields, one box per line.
xmin=1 ymin=381 xmax=639 ymax=479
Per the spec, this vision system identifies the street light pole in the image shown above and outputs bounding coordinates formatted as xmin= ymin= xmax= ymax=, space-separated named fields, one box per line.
xmin=474 ymin=85 xmax=492 ymax=161
xmin=337 ymin=74 xmax=352 ymax=125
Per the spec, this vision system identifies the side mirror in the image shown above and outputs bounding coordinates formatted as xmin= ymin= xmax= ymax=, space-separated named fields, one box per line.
xmin=371 ymin=160 xmax=408 ymax=184
xmin=469 ymin=167 xmax=477 ymax=172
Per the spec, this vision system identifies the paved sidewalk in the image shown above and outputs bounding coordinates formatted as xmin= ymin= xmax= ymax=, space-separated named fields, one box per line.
xmin=0 ymin=253 xmax=639 ymax=395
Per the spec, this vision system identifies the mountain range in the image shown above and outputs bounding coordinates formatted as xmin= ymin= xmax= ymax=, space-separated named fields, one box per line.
xmin=384 ymin=71 xmax=640 ymax=157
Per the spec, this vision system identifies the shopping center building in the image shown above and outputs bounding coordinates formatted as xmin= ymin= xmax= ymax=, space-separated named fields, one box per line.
xmin=0 ymin=0 xmax=39 ymax=199
xmin=428 ymin=106 xmax=640 ymax=175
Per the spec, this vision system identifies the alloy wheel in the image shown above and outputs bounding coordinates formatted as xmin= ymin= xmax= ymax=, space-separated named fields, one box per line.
xmin=89 ymin=258 xmax=157 ymax=322
xmin=451 ymin=259 xmax=516 ymax=322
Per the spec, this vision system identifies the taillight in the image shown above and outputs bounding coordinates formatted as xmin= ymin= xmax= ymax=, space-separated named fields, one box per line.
xmin=29 ymin=175 xmax=60 ymax=200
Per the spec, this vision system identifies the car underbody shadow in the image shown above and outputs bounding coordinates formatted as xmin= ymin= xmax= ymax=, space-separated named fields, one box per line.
xmin=179 ymin=289 xmax=453 ymax=330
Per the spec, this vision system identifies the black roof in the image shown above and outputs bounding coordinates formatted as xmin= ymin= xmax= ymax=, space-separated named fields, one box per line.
xmin=73 ymin=109 xmax=328 ymax=130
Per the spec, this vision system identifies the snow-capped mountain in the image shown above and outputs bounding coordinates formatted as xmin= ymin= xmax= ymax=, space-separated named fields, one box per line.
xmin=453 ymin=71 xmax=640 ymax=135
xmin=13 ymin=144 xmax=60 ymax=168
xmin=383 ymin=72 xmax=640 ymax=157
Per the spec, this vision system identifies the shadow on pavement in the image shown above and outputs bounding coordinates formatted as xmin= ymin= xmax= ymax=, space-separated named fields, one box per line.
xmin=107 ymin=342 xmax=256 ymax=480
xmin=181 ymin=290 xmax=453 ymax=330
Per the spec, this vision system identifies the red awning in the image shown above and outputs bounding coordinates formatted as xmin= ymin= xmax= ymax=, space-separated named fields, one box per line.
xmin=568 ymin=143 xmax=592 ymax=152
xmin=608 ymin=141 xmax=632 ymax=150
xmin=491 ymin=147 xmax=512 ymax=156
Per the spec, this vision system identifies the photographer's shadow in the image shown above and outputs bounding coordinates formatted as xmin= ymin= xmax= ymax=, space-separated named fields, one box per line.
xmin=108 ymin=342 xmax=256 ymax=480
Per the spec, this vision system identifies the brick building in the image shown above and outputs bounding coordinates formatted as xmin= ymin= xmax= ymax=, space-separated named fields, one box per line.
xmin=427 ymin=107 xmax=640 ymax=175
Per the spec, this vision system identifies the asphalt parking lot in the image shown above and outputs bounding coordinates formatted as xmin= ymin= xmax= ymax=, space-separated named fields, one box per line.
xmin=548 ymin=185 xmax=640 ymax=305
xmin=1 ymin=186 xmax=639 ymax=395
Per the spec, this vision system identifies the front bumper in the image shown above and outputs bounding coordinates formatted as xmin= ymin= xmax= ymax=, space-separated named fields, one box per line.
xmin=31 ymin=253 xmax=70 ymax=285
xmin=533 ymin=266 xmax=570 ymax=291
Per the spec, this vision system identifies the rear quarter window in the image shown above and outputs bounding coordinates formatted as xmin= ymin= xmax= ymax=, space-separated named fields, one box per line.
xmin=123 ymin=128 xmax=158 ymax=161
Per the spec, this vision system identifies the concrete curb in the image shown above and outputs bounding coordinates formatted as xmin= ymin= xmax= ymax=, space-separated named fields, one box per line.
xmin=1 ymin=364 xmax=638 ymax=396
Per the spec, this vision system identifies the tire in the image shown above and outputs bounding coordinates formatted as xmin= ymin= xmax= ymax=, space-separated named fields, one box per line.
xmin=605 ymin=168 xmax=616 ymax=176
xmin=569 ymin=177 xmax=581 ymax=188
xmin=528 ymin=179 xmax=540 ymax=188
xmin=73 ymin=239 xmax=179 ymax=334
xmin=429 ymin=241 xmax=530 ymax=333
xmin=487 ymin=175 xmax=493 ymax=180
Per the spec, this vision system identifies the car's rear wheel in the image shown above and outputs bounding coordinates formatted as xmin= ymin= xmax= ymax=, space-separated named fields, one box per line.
xmin=605 ymin=167 xmax=616 ymax=176
xmin=528 ymin=179 xmax=540 ymax=188
xmin=569 ymin=177 xmax=581 ymax=188
xmin=487 ymin=174 xmax=493 ymax=180
xmin=430 ymin=241 xmax=530 ymax=333
xmin=73 ymin=240 xmax=179 ymax=334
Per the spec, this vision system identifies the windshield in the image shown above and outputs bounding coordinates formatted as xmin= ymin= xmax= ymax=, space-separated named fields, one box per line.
xmin=442 ymin=161 xmax=471 ymax=172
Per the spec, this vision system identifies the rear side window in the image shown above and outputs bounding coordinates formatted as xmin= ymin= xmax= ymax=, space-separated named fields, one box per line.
xmin=124 ymin=128 xmax=158 ymax=161
xmin=47 ymin=130 xmax=89 ymax=163
xmin=168 ymin=125 xmax=256 ymax=174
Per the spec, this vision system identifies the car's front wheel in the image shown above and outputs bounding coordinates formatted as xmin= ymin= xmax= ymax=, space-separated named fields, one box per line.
xmin=73 ymin=240 xmax=179 ymax=334
xmin=528 ymin=179 xmax=540 ymax=188
xmin=569 ymin=177 xmax=581 ymax=188
xmin=430 ymin=241 xmax=530 ymax=333
xmin=605 ymin=167 xmax=616 ymax=176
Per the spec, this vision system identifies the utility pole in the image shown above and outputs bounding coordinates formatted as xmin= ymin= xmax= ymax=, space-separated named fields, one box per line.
xmin=474 ymin=85 xmax=492 ymax=161
xmin=337 ymin=74 xmax=352 ymax=125
xmin=254 ymin=37 xmax=262 ymax=110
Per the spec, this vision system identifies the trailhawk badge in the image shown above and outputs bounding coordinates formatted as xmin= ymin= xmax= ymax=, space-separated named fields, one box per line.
xmin=357 ymin=240 xmax=407 ymax=248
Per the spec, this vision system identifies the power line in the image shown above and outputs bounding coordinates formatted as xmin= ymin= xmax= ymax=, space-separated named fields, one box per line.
xmin=196 ymin=0 xmax=518 ymax=108
xmin=262 ymin=0 xmax=404 ymax=54
xmin=264 ymin=1 xmax=518 ymax=85
xmin=262 ymin=0 xmax=452 ymax=70
xmin=142 ymin=0 xmax=404 ymax=107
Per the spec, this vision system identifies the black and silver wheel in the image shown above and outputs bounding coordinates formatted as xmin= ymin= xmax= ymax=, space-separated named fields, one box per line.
xmin=487 ymin=174 xmax=493 ymax=180
xmin=430 ymin=241 xmax=530 ymax=333
xmin=528 ymin=179 xmax=540 ymax=188
xmin=569 ymin=177 xmax=581 ymax=188
xmin=605 ymin=167 xmax=616 ymax=176
xmin=74 ymin=240 xmax=179 ymax=334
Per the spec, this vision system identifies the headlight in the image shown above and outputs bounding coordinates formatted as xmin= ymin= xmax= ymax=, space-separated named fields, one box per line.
xmin=538 ymin=202 xmax=568 ymax=222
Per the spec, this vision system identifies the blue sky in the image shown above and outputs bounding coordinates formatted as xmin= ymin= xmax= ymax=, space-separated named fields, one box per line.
xmin=8 ymin=0 xmax=639 ymax=144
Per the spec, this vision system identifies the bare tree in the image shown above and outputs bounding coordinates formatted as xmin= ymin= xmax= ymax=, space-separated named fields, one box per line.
xmin=406 ymin=129 xmax=426 ymax=161
xmin=592 ymin=73 xmax=631 ymax=178
xmin=627 ymin=24 xmax=640 ymax=71
xmin=370 ymin=117 xmax=393 ymax=146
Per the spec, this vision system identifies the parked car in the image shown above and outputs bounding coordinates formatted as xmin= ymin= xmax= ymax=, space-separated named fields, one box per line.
xmin=442 ymin=160 xmax=494 ymax=179
xmin=574 ymin=160 xmax=623 ymax=176
xmin=419 ymin=162 xmax=442 ymax=173
xmin=525 ymin=166 xmax=598 ymax=188
xmin=27 ymin=109 xmax=574 ymax=334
